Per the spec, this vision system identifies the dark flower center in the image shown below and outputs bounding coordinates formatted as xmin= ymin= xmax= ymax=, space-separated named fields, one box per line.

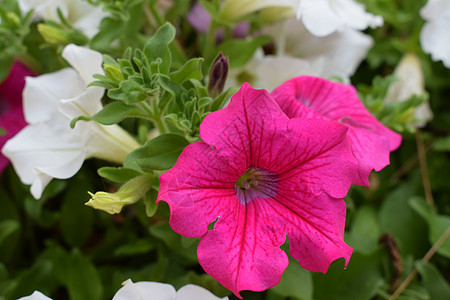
xmin=234 ymin=167 xmax=278 ymax=204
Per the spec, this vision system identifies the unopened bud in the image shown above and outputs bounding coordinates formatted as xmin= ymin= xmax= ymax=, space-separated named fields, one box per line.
xmin=85 ymin=174 xmax=153 ymax=214
xmin=104 ymin=63 xmax=124 ymax=82
xmin=37 ymin=23 xmax=88 ymax=45
xmin=208 ymin=53 xmax=229 ymax=98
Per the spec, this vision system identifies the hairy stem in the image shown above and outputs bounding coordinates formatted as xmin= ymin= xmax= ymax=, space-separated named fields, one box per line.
xmin=389 ymin=227 xmax=450 ymax=300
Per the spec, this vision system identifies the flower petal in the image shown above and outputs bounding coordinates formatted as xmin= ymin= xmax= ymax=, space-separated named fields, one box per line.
xmin=23 ymin=68 xmax=85 ymax=124
xmin=176 ymin=284 xmax=229 ymax=300
xmin=112 ymin=279 xmax=176 ymax=300
xmin=62 ymin=44 xmax=104 ymax=86
xmin=272 ymin=192 xmax=352 ymax=272
xmin=159 ymin=142 xmax=239 ymax=238
xmin=200 ymin=83 xmax=288 ymax=168
xmin=198 ymin=200 xmax=288 ymax=298
xmin=272 ymin=76 xmax=401 ymax=185
xmin=17 ymin=291 xmax=53 ymax=300
xmin=2 ymin=117 xmax=86 ymax=198
xmin=275 ymin=118 xmax=356 ymax=199
xmin=298 ymin=0 xmax=383 ymax=36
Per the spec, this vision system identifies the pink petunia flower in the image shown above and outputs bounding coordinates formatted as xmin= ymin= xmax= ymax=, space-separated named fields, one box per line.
xmin=271 ymin=76 xmax=402 ymax=186
xmin=158 ymin=83 xmax=357 ymax=297
xmin=0 ymin=62 xmax=34 ymax=174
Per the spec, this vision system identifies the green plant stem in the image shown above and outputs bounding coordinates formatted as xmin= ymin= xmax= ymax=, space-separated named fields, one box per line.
xmin=149 ymin=0 xmax=164 ymax=27
xmin=416 ymin=130 xmax=434 ymax=206
xmin=203 ymin=21 xmax=217 ymax=72
xmin=151 ymin=114 xmax=168 ymax=134
xmin=389 ymin=227 xmax=450 ymax=300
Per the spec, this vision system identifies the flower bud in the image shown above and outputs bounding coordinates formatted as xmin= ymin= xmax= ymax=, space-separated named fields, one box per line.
xmin=37 ymin=23 xmax=88 ymax=45
xmin=104 ymin=63 xmax=124 ymax=82
xmin=208 ymin=53 xmax=229 ymax=98
xmin=85 ymin=174 xmax=153 ymax=214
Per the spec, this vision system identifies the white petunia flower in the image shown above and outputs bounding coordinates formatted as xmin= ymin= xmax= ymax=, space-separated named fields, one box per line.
xmin=2 ymin=44 xmax=140 ymax=199
xmin=17 ymin=291 xmax=52 ymax=300
xmin=385 ymin=53 xmax=433 ymax=127
xmin=227 ymin=17 xmax=373 ymax=91
xmin=17 ymin=0 xmax=108 ymax=38
xmin=297 ymin=0 xmax=383 ymax=36
xmin=113 ymin=279 xmax=229 ymax=300
xmin=420 ymin=0 xmax=450 ymax=68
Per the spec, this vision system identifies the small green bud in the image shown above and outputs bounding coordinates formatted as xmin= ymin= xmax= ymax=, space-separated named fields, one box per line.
xmin=104 ymin=63 xmax=125 ymax=82
xmin=0 ymin=127 xmax=7 ymax=136
xmin=6 ymin=12 xmax=21 ymax=28
xmin=85 ymin=174 xmax=153 ymax=214
xmin=37 ymin=23 xmax=88 ymax=45
xmin=208 ymin=53 xmax=229 ymax=98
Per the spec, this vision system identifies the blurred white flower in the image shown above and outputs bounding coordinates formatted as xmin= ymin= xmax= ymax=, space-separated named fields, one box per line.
xmin=385 ymin=53 xmax=433 ymax=127
xmin=17 ymin=0 xmax=108 ymax=38
xmin=2 ymin=44 xmax=139 ymax=199
xmin=420 ymin=0 xmax=450 ymax=68
xmin=227 ymin=17 xmax=373 ymax=91
xmin=297 ymin=0 xmax=383 ymax=36
xmin=17 ymin=291 xmax=52 ymax=300
xmin=113 ymin=279 xmax=228 ymax=300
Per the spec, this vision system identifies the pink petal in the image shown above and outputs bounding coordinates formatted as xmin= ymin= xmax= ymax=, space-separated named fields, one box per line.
xmin=272 ymin=76 xmax=402 ymax=185
xmin=272 ymin=192 xmax=352 ymax=273
xmin=198 ymin=200 xmax=288 ymax=298
xmin=275 ymin=118 xmax=356 ymax=199
xmin=158 ymin=142 xmax=240 ymax=238
xmin=200 ymin=83 xmax=288 ymax=169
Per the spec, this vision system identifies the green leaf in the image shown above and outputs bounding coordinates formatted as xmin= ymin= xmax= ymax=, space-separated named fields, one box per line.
xmin=433 ymin=135 xmax=450 ymax=152
xmin=124 ymin=134 xmax=189 ymax=171
xmin=108 ymin=79 xmax=148 ymax=104
xmin=379 ymin=185 xmax=428 ymax=257
xmin=90 ymin=17 xmax=126 ymax=51
xmin=345 ymin=206 xmax=381 ymax=254
xmin=416 ymin=261 xmax=450 ymax=300
xmin=114 ymin=239 xmax=155 ymax=257
xmin=143 ymin=189 xmax=158 ymax=217
xmin=97 ymin=167 xmax=142 ymax=183
xmin=170 ymin=58 xmax=204 ymax=84
xmin=270 ymin=257 xmax=312 ymax=300
xmin=218 ymin=35 xmax=272 ymax=68
xmin=143 ymin=22 xmax=175 ymax=74
xmin=60 ymin=176 xmax=94 ymax=247
xmin=0 ymin=220 xmax=19 ymax=246
xmin=313 ymin=251 xmax=384 ymax=300
xmin=71 ymin=102 xmax=147 ymax=128
xmin=409 ymin=197 xmax=450 ymax=258
xmin=65 ymin=249 xmax=103 ymax=300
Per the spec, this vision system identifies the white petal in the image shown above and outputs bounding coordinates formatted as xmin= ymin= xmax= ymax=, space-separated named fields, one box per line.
xmin=23 ymin=69 xmax=85 ymax=124
xmin=266 ymin=17 xmax=372 ymax=80
xmin=2 ymin=118 xmax=87 ymax=199
xmin=17 ymin=291 xmax=53 ymax=300
xmin=70 ymin=2 xmax=109 ymax=38
xmin=59 ymin=86 xmax=104 ymax=120
xmin=176 ymin=284 xmax=228 ymax=300
xmin=385 ymin=53 xmax=433 ymax=127
xmin=62 ymin=44 xmax=104 ymax=86
xmin=298 ymin=0 xmax=383 ymax=36
xmin=252 ymin=54 xmax=325 ymax=91
xmin=420 ymin=0 xmax=450 ymax=68
xmin=113 ymin=280 xmax=176 ymax=300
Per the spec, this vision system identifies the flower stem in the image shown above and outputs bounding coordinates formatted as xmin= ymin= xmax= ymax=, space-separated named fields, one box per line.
xmin=389 ymin=226 xmax=450 ymax=300
xmin=416 ymin=130 xmax=434 ymax=206
xmin=152 ymin=114 xmax=168 ymax=134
